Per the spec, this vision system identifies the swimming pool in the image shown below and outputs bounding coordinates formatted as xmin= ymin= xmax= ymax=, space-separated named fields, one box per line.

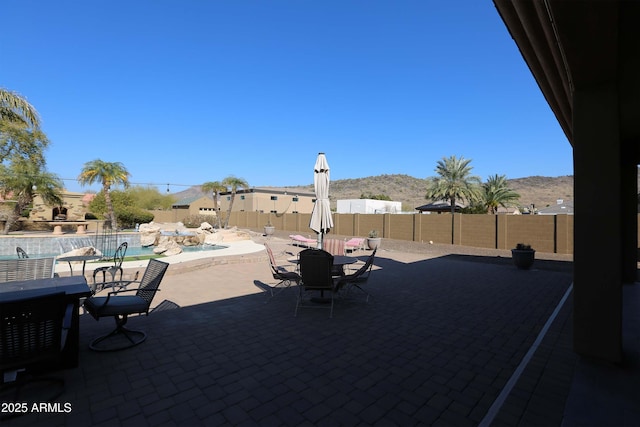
xmin=0 ymin=244 xmax=225 ymax=261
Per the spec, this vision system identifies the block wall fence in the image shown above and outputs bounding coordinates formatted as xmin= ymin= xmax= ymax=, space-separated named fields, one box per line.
xmin=219 ymin=212 xmax=576 ymax=255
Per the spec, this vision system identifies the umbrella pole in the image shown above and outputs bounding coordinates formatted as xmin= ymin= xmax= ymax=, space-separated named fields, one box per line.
xmin=317 ymin=233 xmax=323 ymax=250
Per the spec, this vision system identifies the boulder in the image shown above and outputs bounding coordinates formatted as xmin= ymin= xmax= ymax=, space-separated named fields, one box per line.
xmin=198 ymin=222 xmax=215 ymax=233
xmin=155 ymin=239 xmax=182 ymax=256
xmin=204 ymin=233 xmax=224 ymax=246
xmin=59 ymin=246 xmax=101 ymax=260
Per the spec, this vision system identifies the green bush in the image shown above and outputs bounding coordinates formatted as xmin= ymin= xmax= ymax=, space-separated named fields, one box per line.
xmin=116 ymin=207 xmax=154 ymax=229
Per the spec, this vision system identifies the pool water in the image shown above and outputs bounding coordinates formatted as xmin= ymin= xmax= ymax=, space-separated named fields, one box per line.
xmin=0 ymin=244 xmax=225 ymax=261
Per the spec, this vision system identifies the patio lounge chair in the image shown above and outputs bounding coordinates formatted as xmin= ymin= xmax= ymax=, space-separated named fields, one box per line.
xmin=335 ymin=248 xmax=377 ymax=302
xmin=84 ymin=259 xmax=169 ymax=351
xmin=289 ymin=234 xmax=316 ymax=248
xmin=93 ymin=242 xmax=127 ymax=292
xmin=296 ymin=249 xmax=337 ymax=318
xmin=345 ymin=237 xmax=366 ymax=254
xmin=263 ymin=243 xmax=301 ymax=301
xmin=1 ymin=292 xmax=73 ymax=414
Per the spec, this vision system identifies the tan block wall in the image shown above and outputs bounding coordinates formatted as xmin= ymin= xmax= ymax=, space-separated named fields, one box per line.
xmin=501 ymin=215 xmax=556 ymax=253
xmin=418 ymin=215 xmax=454 ymax=244
xmin=459 ymin=215 xmax=496 ymax=249
xmin=387 ymin=214 xmax=415 ymax=241
xmin=145 ymin=210 xmax=581 ymax=255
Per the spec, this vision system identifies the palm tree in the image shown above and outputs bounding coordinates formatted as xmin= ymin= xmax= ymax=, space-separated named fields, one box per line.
xmin=1 ymin=89 xmax=48 ymax=164
xmin=0 ymin=160 xmax=63 ymax=234
xmin=201 ymin=180 xmax=226 ymax=229
xmin=0 ymin=88 xmax=40 ymax=129
xmin=482 ymin=174 xmax=520 ymax=214
xmin=221 ymin=176 xmax=249 ymax=229
xmin=425 ymin=155 xmax=481 ymax=214
xmin=78 ymin=160 xmax=130 ymax=229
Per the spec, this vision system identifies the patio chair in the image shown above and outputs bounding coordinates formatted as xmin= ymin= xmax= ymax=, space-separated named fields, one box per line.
xmin=93 ymin=241 xmax=127 ymax=292
xmin=263 ymin=243 xmax=301 ymax=301
xmin=83 ymin=259 xmax=169 ymax=351
xmin=323 ymin=238 xmax=348 ymax=276
xmin=335 ymin=248 xmax=377 ymax=302
xmin=16 ymin=247 xmax=28 ymax=258
xmin=0 ymin=292 xmax=73 ymax=414
xmin=0 ymin=257 xmax=56 ymax=283
xmin=295 ymin=249 xmax=337 ymax=318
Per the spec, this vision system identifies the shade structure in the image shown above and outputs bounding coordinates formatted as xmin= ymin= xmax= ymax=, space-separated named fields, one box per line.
xmin=309 ymin=153 xmax=333 ymax=249
xmin=415 ymin=201 xmax=464 ymax=213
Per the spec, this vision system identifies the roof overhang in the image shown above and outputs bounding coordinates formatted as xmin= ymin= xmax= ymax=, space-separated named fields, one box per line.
xmin=493 ymin=0 xmax=640 ymax=161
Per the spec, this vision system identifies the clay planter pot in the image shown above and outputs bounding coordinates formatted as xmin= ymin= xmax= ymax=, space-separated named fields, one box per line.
xmin=511 ymin=249 xmax=535 ymax=270
xmin=367 ymin=237 xmax=381 ymax=250
xmin=264 ymin=226 xmax=275 ymax=236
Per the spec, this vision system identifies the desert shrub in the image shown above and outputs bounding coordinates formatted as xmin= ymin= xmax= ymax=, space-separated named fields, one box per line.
xmin=181 ymin=214 xmax=214 ymax=228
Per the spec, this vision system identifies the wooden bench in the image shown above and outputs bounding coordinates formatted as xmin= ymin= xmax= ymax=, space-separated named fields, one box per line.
xmin=0 ymin=257 xmax=56 ymax=283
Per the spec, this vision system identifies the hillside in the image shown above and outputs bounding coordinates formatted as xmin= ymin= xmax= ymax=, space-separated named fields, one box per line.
xmin=174 ymin=174 xmax=575 ymax=212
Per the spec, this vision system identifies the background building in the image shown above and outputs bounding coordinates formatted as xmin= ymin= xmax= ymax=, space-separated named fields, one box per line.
xmin=337 ymin=199 xmax=401 ymax=214
xmin=219 ymin=188 xmax=315 ymax=214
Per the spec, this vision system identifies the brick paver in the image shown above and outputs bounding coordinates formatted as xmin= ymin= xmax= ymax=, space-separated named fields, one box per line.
xmin=1 ymin=234 xmax=629 ymax=426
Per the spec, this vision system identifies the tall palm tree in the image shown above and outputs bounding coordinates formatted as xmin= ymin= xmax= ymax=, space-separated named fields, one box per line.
xmin=482 ymin=174 xmax=520 ymax=214
xmin=221 ymin=176 xmax=249 ymax=229
xmin=425 ymin=155 xmax=481 ymax=214
xmin=78 ymin=160 xmax=130 ymax=230
xmin=0 ymin=160 xmax=63 ymax=234
xmin=0 ymin=88 xmax=40 ymax=129
xmin=201 ymin=180 xmax=226 ymax=229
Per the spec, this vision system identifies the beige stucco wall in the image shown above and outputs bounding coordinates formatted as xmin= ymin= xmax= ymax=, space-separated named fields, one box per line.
xmin=30 ymin=191 xmax=88 ymax=221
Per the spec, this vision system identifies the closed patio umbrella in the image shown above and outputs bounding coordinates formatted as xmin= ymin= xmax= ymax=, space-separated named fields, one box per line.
xmin=309 ymin=152 xmax=333 ymax=249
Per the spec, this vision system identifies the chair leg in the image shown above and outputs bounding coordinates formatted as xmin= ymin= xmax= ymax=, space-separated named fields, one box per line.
xmin=352 ymin=284 xmax=371 ymax=303
xmin=89 ymin=314 xmax=147 ymax=352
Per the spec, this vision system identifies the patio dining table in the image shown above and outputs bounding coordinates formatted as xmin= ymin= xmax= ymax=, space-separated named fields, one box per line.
xmin=0 ymin=276 xmax=91 ymax=368
xmin=57 ymin=254 xmax=102 ymax=278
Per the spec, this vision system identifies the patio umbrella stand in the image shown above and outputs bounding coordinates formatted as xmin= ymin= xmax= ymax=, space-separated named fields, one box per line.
xmin=309 ymin=153 xmax=334 ymax=250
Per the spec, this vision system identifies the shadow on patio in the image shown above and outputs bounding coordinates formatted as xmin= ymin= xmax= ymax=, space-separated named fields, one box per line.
xmin=6 ymin=252 xmax=578 ymax=426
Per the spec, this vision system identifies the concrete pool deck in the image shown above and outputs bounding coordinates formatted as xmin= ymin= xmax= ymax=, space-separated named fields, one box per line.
xmin=53 ymin=238 xmax=267 ymax=276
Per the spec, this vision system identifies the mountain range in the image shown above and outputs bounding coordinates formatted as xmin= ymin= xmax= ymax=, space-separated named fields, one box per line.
xmin=173 ymin=174 xmax=575 ymax=211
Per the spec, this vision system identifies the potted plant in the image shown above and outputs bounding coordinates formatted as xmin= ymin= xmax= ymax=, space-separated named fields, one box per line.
xmin=263 ymin=220 xmax=275 ymax=236
xmin=511 ymin=243 xmax=535 ymax=270
xmin=367 ymin=230 xmax=382 ymax=250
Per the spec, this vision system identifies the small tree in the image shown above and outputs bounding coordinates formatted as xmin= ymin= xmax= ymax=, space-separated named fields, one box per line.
xmin=221 ymin=176 xmax=249 ymax=229
xmin=78 ymin=159 xmax=130 ymax=229
xmin=201 ymin=180 xmax=226 ymax=229
xmin=425 ymin=155 xmax=481 ymax=214
xmin=0 ymin=160 xmax=63 ymax=234
xmin=482 ymin=174 xmax=520 ymax=214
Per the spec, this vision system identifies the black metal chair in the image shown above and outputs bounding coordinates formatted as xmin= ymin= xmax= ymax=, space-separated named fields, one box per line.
xmin=16 ymin=247 xmax=28 ymax=258
xmin=0 ymin=257 xmax=56 ymax=283
xmin=1 ymin=292 xmax=73 ymax=417
xmin=263 ymin=243 xmax=301 ymax=301
xmin=92 ymin=241 xmax=128 ymax=292
xmin=295 ymin=249 xmax=337 ymax=318
xmin=335 ymin=248 xmax=377 ymax=302
xmin=84 ymin=259 xmax=169 ymax=351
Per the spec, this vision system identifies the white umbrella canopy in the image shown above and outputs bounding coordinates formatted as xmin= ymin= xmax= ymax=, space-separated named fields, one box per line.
xmin=309 ymin=152 xmax=334 ymax=249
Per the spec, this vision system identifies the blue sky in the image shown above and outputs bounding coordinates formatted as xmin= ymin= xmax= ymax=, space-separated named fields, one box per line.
xmin=2 ymin=1 xmax=572 ymax=194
